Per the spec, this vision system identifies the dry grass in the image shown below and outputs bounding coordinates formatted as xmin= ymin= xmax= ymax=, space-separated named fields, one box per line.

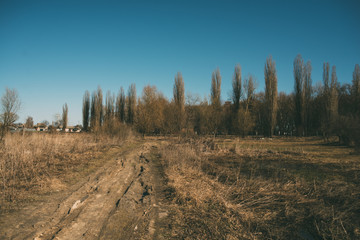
xmin=0 ymin=131 xmax=132 ymax=211
xmin=159 ymin=137 xmax=360 ymax=239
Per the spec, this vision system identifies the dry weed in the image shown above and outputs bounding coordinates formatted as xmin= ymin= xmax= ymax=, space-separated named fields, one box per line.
xmin=0 ymin=132 xmax=129 ymax=210
xmin=160 ymin=137 xmax=360 ymax=239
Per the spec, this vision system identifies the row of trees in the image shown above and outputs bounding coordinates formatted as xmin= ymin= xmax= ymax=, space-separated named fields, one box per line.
xmin=82 ymin=84 xmax=137 ymax=134
xmin=78 ymin=55 xmax=358 ymax=145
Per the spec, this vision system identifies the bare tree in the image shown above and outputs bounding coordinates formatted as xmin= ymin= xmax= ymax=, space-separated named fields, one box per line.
xmin=277 ymin=92 xmax=295 ymax=135
xmin=90 ymin=91 xmax=97 ymax=131
xmin=322 ymin=62 xmax=331 ymax=138
xmin=244 ymin=75 xmax=256 ymax=112
xmin=53 ymin=113 xmax=62 ymax=127
xmin=82 ymin=90 xmax=90 ymax=131
xmin=321 ymin=63 xmax=338 ymax=138
xmin=173 ymin=72 xmax=185 ymax=132
xmin=127 ymin=84 xmax=136 ymax=124
xmin=0 ymin=88 xmax=21 ymax=137
xmin=323 ymin=62 xmax=330 ymax=95
xmin=62 ymin=103 xmax=68 ymax=132
xmin=264 ymin=56 xmax=278 ymax=137
xmin=352 ymin=64 xmax=360 ymax=115
xmin=25 ymin=116 xmax=34 ymax=128
xmin=330 ymin=66 xmax=338 ymax=125
xmin=116 ymin=87 xmax=126 ymax=123
xmin=239 ymin=75 xmax=256 ymax=136
xmin=232 ymin=65 xmax=242 ymax=111
xmin=210 ymin=68 xmax=222 ymax=136
xmin=96 ymin=86 xmax=103 ymax=127
xmin=293 ymin=54 xmax=304 ymax=136
xmin=211 ymin=68 xmax=222 ymax=108
xmin=229 ymin=65 xmax=242 ymax=135
xmin=136 ymin=85 xmax=166 ymax=135
xmin=303 ymin=61 xmax=312 ymax=135
xmin=105 ymin=90 xmax=115 ymax=126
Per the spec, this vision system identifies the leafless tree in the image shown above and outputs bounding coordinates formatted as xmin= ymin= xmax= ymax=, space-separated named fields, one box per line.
xmin=303 ymin=61 xmax=312 ymax=135
xmin=210 ymin=68 xmax=222 ymax=136
xmin=240 ymin=75 xmax=256 ymax=136
xmin=116 ymin=87 xmax=126 ymax=123
xmin=322 ymin=62 xmax=331 ymax=137
xmin=330 ymin=66 xmax=338 ymax=124
xmin=90 ymin=91 xmax=97 ymax=131
xmin=82 ymin=90 xmax=90 ymax=131
xmin=0 ymin=88 xmax=21 ymax=137
xmin=25 ymin=116 xmax=34 ymax=128
xmin=293 ymin=54 xmax=304 ymax=136
xmin=321 ymin=63 xmax=338 ymax=138
xmin=211 ymin=68 xmax=222 ymax=108
xmin=323 ymin=62 xmax=330 ymax=95
xmin=244 ymin=75 xmax=256 ymax=112
xmin=352 ymin=64 xmax=360 ymax=115
xmin=232 ymin=65 xmax=242 ymax=111
xmin=173 ymin=72 xmax=185 ymax=132
xmin=127 ymin=84 xmax=136 ymax=124
xmin=277 ymin=92 xmax=295 ymax=135
xmin=136 ymin=85 xmax=166 ymax=135
xmin=89 ymin=87 xmax=103 ymax=132
xmin=96 ymin=86 xmax=103 ymax=127
xmin=264 ymin=56 xmax=278 ymax=137
xmin=62 ymin=103 xmax=68 ymax=132
xmin=105 ymin=90 xmax=115 ymax=125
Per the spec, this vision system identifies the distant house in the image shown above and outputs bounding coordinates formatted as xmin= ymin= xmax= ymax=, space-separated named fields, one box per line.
xmin=34 ymin=123 xmax=48 ymax=132
xmin=56 ymin=126 xmax=81 ymax=133
xmin=65 ymin=126 xmax=81 ymax=133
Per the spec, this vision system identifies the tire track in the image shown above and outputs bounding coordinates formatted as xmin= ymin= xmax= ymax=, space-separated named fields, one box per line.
xmin=2 ymin=141 xmax=173 ymax=240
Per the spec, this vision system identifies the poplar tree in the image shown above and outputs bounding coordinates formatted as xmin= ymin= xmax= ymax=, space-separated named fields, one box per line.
xmin=303 ymin=61 xmax=312 ymax=135
xmin=116 ymin=87 xmax=126 ymax=123
xmin=211 ymin=68 xmax=222 ymax=108
xmin=96 ymin=86 xmax=103 ymax=127
xmin=330 ymin=66 xmax=338 ymax=126
xmin=264 ymin=56 xmax=278 ymax=137
xmin=173 ymin=72 xmax=185 ymax=132
xmin=90 ymin=91 xmax=97 ymax=131
xmin=352 ymin=64 xmax=360 ymax=115
xmin=232 ymin=65 xmax=242 ymax=111
xmin=62 ymin=103 xmax=68 ymax=132
xmin=210 ymin=68 xmax=222 ymax=136
xmin=127 ymin=84 xmax=136 ymax=124
xmin=105 ymin=90 xmax=115 ymax=126
xmin=293 ymin=54 xmax=304 ymax=136
xmin=322 ymin=62 xmax=331 ymax=138
xmin=82 ymin=90 xmax=90 ymax=131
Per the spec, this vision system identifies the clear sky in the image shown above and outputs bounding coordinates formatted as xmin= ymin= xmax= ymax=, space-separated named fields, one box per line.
xmin=1 ymin=0 xmax=359 ymax=125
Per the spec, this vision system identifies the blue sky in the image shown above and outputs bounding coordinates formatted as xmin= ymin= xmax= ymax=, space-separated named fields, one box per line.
xmin=1 ymin=0 xmax=359 ymax=125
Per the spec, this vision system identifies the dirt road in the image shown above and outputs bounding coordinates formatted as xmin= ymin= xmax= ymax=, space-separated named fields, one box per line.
xmin=0 ymin=141 xmax=171 ymax=240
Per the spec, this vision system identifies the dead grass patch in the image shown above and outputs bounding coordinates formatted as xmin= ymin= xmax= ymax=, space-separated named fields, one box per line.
xmin=0 ymin=132 xmax=131 ymax=211
xmin=159 ymin=137 xmax=360 ymax=239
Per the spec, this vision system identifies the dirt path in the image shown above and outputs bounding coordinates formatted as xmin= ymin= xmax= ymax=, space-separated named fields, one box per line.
xmin=0 ymin=141 xmax=171 ymax=240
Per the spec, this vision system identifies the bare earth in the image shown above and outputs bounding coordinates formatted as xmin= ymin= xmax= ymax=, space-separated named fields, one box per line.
xmin=0 ymin=141 xmax=171 ymax=240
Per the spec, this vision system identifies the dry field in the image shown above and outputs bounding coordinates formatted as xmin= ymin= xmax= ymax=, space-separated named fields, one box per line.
xmin=0 ymin=133 xmax=359 ymax=239
xmin=0 ymin=132 xmax=131 ymax=211
xmin=159 ymin=137 xmax=360 ymax=239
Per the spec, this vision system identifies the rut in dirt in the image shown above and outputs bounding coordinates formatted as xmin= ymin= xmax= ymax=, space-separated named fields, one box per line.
xmin=1 ymin=142 xmax=172 ymax=240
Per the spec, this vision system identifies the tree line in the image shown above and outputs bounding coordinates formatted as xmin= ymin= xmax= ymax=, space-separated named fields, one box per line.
xmin=81 ymin=55 xmax=359 ymax=148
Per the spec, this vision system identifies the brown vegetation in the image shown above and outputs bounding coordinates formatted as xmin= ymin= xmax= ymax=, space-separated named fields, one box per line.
xmin=0 ymin=131 xmax=132 ymax=211
xmin=159 ymin=137 xmax=360 ymax=239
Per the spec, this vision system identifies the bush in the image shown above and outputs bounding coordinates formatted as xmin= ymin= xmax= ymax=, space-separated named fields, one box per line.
xmin=338 ymin=115 xmax=360 ymax=152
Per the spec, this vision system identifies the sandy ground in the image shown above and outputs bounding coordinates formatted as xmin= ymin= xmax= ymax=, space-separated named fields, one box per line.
xmin=0 ymin=141 xmax=171 ymax=240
